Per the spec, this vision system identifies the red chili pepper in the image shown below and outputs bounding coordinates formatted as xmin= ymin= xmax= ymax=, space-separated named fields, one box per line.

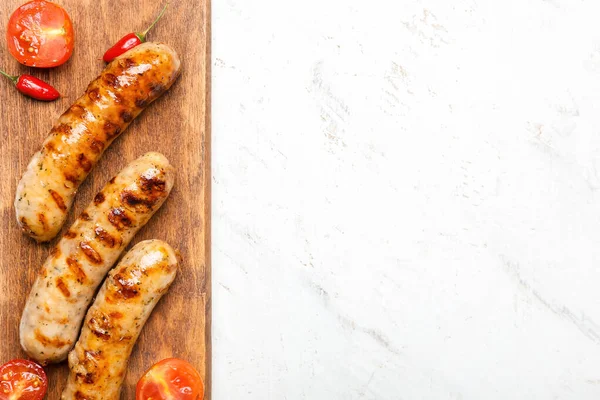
xmin=103 ymin=4 xmax=169 ymax=63
xmin=0 ymin=69 xmax=60 ymax=101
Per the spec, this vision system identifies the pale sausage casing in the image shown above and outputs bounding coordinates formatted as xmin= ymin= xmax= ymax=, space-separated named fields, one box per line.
xmin=15 ymin=42 xmax=181 ymax=242
xmin=20 ymin=152 xmax=175 ymax=364
xmin=61 ymin=240 xmax=179 ymax=400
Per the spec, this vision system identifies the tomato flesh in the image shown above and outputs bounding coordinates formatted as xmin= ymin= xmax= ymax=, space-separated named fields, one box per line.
xmin=7 ymin=0 xmax=74 ymax=68
xmin=137 ymin=358 xmax=204 ymax=400
xmin=0 ymin=359 xmax=47 ymax=400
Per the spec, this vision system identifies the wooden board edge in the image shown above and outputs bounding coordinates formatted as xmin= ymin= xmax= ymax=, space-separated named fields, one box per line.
xmin=204 ymin=0 xmax=212 ymax=398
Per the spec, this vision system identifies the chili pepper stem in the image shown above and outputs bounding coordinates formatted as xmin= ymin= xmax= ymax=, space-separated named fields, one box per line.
xmin=0 ymin=69 xmax=18 ymax=84
xmin=136 ymin=3 xmax=169 ymax=42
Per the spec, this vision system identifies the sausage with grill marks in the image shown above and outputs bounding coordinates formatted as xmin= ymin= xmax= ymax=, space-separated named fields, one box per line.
xmin=61 ymin=240 xmax=179 ymax=400
xmin=20 ymin=152 xmax=175 ymax=364
xmin=15 ymin=42 xmax=181 ymax=242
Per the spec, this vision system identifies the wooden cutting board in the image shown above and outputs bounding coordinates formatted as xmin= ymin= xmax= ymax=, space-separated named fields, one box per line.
xmin=0 ymin=0 xmax=211 ymax=398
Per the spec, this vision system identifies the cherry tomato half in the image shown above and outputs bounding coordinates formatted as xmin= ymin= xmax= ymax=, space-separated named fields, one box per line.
xmin=0 ymin=359 xmax=47 ymax=400
xmin=136 ymin=358 xmax=204 ymax=400
xmin=6 ymin=0 xmax=74 ymax=68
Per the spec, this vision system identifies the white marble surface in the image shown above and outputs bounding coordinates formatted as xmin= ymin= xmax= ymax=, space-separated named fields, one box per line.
xmin=212 ymin=0 xmax=600 ymax=398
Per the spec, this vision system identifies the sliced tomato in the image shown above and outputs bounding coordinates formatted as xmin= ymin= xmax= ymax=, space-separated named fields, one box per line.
xmin=6 ymin=0 xmax=74 ymax=68
xmin=0 ymin=359 xmax=47 ymax=400
xmin=136 ymin=358 xmax=204 ymax=400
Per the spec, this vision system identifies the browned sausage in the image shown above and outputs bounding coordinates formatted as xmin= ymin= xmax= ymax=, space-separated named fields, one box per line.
xmin=20 ymin=152 xmax=175 ymax=364
xmin=15 ymin=42 xmax=181 ymax=242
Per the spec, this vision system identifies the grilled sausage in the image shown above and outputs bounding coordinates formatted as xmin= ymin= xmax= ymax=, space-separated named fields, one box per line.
xmin=15 ymin=42 xmax=181 ymax=242
xmin=20 ymin=152 xmax=175 ymax=364
xmin=61 ymin=240 xmax=179 ymax=400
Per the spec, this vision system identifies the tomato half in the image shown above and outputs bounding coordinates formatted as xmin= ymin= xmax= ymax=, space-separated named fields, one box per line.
xmin=0 ymin=359 xmax=47 ymax=400
xmin=136 ymin=358 xmax=204 ymax=400
xmin=6 ymin=0 xmax=74 ymax=68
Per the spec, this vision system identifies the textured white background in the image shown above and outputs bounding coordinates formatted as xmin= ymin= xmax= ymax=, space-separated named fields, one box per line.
xmin=212 ymin=0 xmax=600 ymax=398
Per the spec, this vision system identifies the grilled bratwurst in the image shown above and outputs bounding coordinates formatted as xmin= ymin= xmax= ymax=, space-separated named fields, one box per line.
xmin=61 ymin=240 xmax=179 ymax=400
xmin=20 ymin=152 xmax=175 ymax=364
xmin=15 ymin=42 xmax=181 ymax=242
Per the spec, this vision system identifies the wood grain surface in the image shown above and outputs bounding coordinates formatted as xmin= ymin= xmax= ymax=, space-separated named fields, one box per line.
xmin=0 ymin=0 xmax=211 ymax=398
